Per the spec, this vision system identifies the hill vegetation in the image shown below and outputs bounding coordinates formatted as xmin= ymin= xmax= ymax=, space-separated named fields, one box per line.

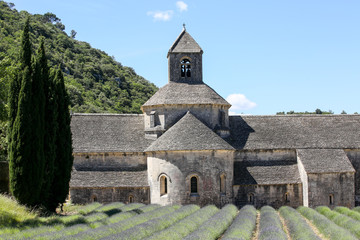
xmin=0 ymin=1 xmax=158 ymax=161
xmin=0 ymin=1 xmax=157 ymax=114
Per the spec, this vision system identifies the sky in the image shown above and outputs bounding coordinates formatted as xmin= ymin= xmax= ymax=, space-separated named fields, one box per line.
xmin=8 ymin=0 xmax=360 ymax=115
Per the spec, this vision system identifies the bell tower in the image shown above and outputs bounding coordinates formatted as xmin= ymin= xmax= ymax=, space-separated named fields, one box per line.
xmin=167 ymin=25 xmax=203 ymax=83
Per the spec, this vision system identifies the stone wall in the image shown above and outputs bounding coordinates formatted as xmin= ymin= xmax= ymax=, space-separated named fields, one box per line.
xmin=0 ymin=161 xmax=9 ymax=193
xmin=307 ymin=172 xmax=354 ymax=208
xmin=233 ymin=183 xmax=303 ymax=209
xmin=143 ymin=104 xmax=229 ymax=135
xmin=73 ymin=152 xmax=147 ymax=171
xmin=345 ymin=149 xmax=360 ymax=205
xmin=70 ymin=187 xmax=150 ymax=204
xmin=147 ymin=150 xmax=234 ymax=207
xmin=168 ymin=52 xmax=203 ymax=83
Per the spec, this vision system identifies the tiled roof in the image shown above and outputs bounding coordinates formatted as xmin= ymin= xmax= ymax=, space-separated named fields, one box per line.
xmin=168 ymin=29 xmax=203 ymax=54
xmin=70 ymin=170 xmax=148 ymax=188
xmin=142 ymin=82 xmax=231 ymax=107
xmin=234 ymin=160 xmax=301 ymax=185
xmin=229 ymin=115 xmax=360 ymax=150
xmin=297 ymin=149 xmax=355 ymax=173
xmin=71 ymin=114 xmax=153 ymax=153
xmin=145 ymin=112 xmax=234 ymax=152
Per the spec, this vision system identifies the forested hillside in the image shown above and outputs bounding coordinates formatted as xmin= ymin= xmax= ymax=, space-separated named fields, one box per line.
xmin=0 ymin=1 xmax=158 ymax=114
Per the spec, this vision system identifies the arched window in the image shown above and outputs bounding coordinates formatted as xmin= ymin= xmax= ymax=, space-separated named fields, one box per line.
xmin=190 ymin=176 xmax=198 ymax=194
xmin=160 ymin=175 xmax=168 ymax=196
xmin=129 ymin=195 xmax=134 ymax=203
xmin=91 ymin=195 xmax=97 ymax=202
xmin=329 ymin=194 xmax=334 ymax=205
xmin=220 ymin=174 xmax=226 ymax=194
xmin=181 ymin=59 xmax=191 ymax=77
xmin=248 ymin=193 xmax=254 ymax=204
xmin=285 ymin=192 xmax=290 ymax=202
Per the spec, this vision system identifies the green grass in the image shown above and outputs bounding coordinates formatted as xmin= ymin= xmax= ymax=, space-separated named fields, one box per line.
xmin=0 ymin=194 xmax=39 ymax=228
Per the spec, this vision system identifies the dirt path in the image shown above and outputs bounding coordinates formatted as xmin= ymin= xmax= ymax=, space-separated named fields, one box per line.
xmin=278 ymin=212 xmax=291 ymax=240
xmin=302 ymin=216 xmax=328 ymax=240
xmin=252 ymin=210 xmax=260 ymax=240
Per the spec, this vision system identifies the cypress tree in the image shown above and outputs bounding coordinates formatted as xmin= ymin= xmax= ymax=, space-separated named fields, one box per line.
xmin=48 ymin=68 xmax=73 ymax=211
xmin=34 ymin=40 xmax=56 ymax=209
xmin=20 ymin=17 xmax=31 ymax=71
xmin=8 ymin=66 xmax=39 ymax=205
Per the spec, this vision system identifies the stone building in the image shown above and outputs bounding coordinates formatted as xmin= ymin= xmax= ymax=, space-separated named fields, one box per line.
xmin=70 ymin=28 xmax=360 ymax=209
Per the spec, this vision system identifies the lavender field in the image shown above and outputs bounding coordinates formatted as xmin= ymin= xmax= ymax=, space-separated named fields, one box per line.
xmin=2 ymin=200 xmax=360 ymax=240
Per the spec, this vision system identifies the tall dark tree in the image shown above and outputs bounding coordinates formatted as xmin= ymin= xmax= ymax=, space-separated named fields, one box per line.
xmin=8 ymin=66 xmax=40 ymax=205
xmin=48 ymin=68 xmax=73 ymax=211
xmin=35 ymin=40 xmax=57 ymax=209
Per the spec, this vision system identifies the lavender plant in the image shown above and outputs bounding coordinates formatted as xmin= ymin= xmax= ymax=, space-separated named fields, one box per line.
xmin=334 ymin=206 xmax=360 ymax=221
xmin=279 ymin=206 xmax=320 ymax=240
xmin=68 ymin=205 xmax=179 ymax=240
xmin=222 ymin=205 xmax=257 ymax=240
xmin=78 ymin=202 xmax=103 ymax=215
xmin=298 ymin=206 xmax=357 ymax=240
xmin=183 ymin=204 xmax=238 ymax=240
xmin=316 ymin=206 xmax=360 ymax=238
xmin=107 ymin=205 xmax=199 ymax=240
xmin=258 ymin=206 xmax=287 ymax=240
xmin=145 ymin=205 xmax=219 ymax=240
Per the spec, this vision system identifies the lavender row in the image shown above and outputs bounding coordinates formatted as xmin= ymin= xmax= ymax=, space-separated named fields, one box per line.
xmin=222 ymin=205 xmax=257 ymax=240
xmin=105 ymin=204 xmax=200 ymax=240
xmin=298 ymin=206 xmax=357 ymax=240
xmin=183 ymin=204 xmax=238 ymax=240
xmin=258 ymin=206 xmax=287 ymax=240
xmin=279 ymin=206 xmax=320 ymax=240
xmin=316 ymin=206 xmax=360 ymax=238
xmin=69 ymin=205 xmax=180 ymax=240
xmin=334 ymin=206 xmax=360 ymax=222
xmin=145 ymin=205 xmax=219 ymax=240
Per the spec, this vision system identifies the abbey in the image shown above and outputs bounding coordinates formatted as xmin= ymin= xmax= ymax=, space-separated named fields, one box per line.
xmin=70 ymin=28 xmax=360 ymax=209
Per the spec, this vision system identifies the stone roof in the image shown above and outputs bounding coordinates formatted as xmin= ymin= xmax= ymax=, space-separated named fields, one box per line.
xmin=142 ymin=82 xmax=231 ymax=107
xmin=168 ymin=29 xmax=203 ymax=55
xmin=70 ymin=170 xmax=149 ymax=188
xmin=229 ymin=115 xmax=360 ymax=150
xmin=145 ymin=112 xmax=234 ymax=152
xmin=71 ymin=114 xmax=153 ymax=153
xmin=234 ymin=160 xmax=301 ymax=185
xmin=297 ymin=149 xmax=355 ymax=173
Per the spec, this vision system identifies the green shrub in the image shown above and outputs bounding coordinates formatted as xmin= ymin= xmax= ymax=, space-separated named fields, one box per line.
xmin=183 ymin=204 xmax=238 ymax=240
xmin=298 ymin=206 xmax=357 ymax=240
xmin=222 ymin=205 xmax=257 ymax=240
xmin=279 ymin=206 xmax=320 ymax=240
xmin=145 ymin=205 xmax=219 ymax=240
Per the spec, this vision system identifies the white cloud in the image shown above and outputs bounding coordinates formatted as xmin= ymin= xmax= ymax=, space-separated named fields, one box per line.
xmin=176 ymin=1 xmax=188 ymax=12
xmin=147 ymin=10 xmax=174 ymax=21
xmin=226 ymin=93 xmax=257 ymax=114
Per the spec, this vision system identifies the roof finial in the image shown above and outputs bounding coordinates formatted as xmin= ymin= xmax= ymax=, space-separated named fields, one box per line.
xmin=183 ymin=23 xmax=186 ymax=31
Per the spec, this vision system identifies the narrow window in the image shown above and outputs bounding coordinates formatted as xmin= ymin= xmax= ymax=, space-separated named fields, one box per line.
xmin=160 ymin=175 xmax=168 ymax=196
xmin=91 ymin=195 xmax=97 ymax=202
xmin=329 ymin=194 xmax=334 ymax=205
xmin=220 ymin=174 xmax=226 ymax=194
xmin=285 ymin=192 xmax=290 ymax=202
xmin=150 ymin=111 xmax=156 ymax=128
xmin=219 ymin=110 xmax=225 ymax=127
xmin=129 ymin=195 xmax=134 ymax=203
xmin=181 ymin=59 xmax=191 ymax=78
xmin=248 ymin=193 xmax=254 ymax=204
xmin=190 ymin=176 xmax=198 ymax=194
